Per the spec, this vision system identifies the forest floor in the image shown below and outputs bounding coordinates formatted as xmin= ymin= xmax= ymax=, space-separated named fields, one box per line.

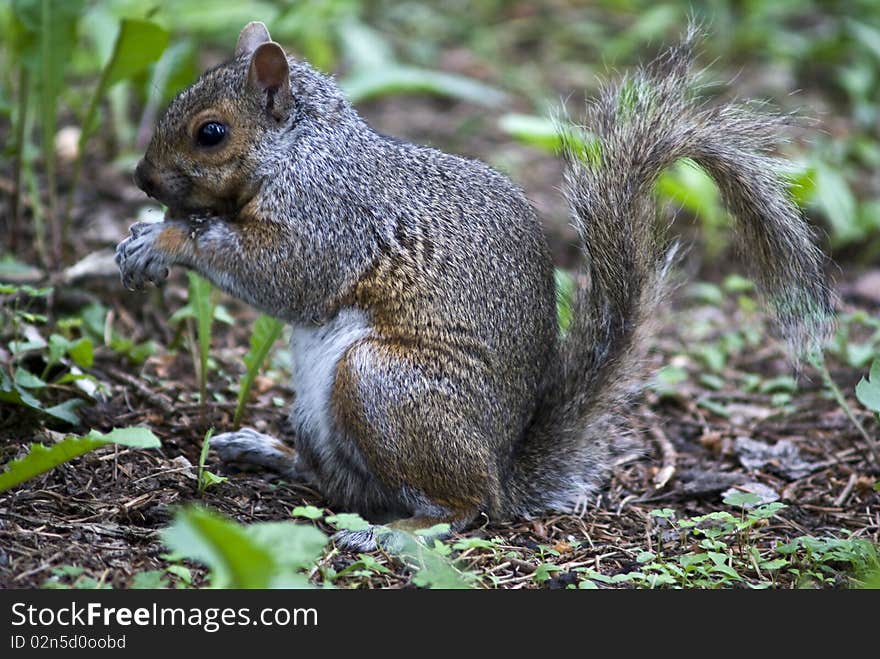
xmin=1 ymin=96 xmax=879 ymax=590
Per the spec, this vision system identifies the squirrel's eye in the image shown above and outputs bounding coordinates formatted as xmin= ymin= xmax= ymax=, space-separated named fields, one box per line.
xmin=196 ymin=121 xmax=227 ymax=147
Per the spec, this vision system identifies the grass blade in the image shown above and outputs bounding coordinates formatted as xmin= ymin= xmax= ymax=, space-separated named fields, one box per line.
xmin=342 ymin=66 xmax=507 ymax=107
xmin=234 ymin=314 xmax=284 ymax=427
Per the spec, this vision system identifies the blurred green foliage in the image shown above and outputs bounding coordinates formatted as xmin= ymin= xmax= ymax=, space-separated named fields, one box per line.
xmin=1 ymin=0 xmax=878 ymax=264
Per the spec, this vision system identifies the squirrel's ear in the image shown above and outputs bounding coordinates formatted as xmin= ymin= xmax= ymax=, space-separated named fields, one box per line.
xmin=248 ymin=42 xmax=290 ymax=92
xmin=236 ymin=21 xmax=272 ymax=57
xmin=247 ymin=42 xmax=291 ymax=119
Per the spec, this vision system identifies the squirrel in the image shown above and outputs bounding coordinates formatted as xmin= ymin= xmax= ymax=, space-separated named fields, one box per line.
xmin=116 ymin=21 xmax=833 ymax=550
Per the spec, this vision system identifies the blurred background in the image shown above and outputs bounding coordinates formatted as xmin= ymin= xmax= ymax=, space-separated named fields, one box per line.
xmin=2 ymin=0 xmax=879 ymax=273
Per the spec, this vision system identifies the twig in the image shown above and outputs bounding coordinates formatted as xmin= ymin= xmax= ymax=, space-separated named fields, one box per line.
xmin=12 ymin=550 xmax=65 ymax=582
xmin=833 ymin=472 xmax=858 ymax=508
xmin=649 ymin=423 xmax=677 ymax=490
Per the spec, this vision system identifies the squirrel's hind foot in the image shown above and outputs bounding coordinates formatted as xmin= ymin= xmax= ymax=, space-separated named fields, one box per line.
xmin=210 ymin=427 xmax=303 ymax=480
xmin=332 ymin=515 xmax=467 ymax=553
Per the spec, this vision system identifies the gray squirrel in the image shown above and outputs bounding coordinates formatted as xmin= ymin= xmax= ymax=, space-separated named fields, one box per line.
xmin=116 ymin=22 xmax=833 ymax=549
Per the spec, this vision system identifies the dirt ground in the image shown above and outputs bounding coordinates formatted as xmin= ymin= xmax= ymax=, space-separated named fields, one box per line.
xmin=1 ymin=93 xmax=878 ymax=590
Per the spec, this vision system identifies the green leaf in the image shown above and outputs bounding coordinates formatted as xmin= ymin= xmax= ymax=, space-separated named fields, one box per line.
xmin=402 ymin=537 xmax=473 ymax=589
xmin=812 ymin=162 xmax=859 ymax=245
xmin=326 ymin=513 xmax=371 ymax=531
xmin=165 ymin=564 xmax=193 ymax=585
xmin=13 ymin=0 xmax=84 ymax=227
xmin=85 ymin=427 xmax=161 ymax=448
xmin=199 ymin=470 xmax=227 ymax=490
xmin=80 ymin=18 xmax=169 ymax=142
xmin=161 ymin=507 xmax=276 ymax=589
xmin=161 ymin=507 xmax=327 ymax=588
xmin=131 ymin=570 xmax=168 ymax=589
xmin=749 ymin=502 xmax=787 ymax=520
xmin=342 ymin=66 xmax=507 ymax=107
xmin=0 ymin=427 xmax=160 ymax=492
xmin=722 ymin=274 xmax=755 ymax=294
xmin=846 ymin=343 xmax=877 ymax=369
xmin=338 ymin=19 xmax=394 ymax=72
xmin=688 ymin=282 xmax=724 ymax=306
xmin=245 ymin=522 xmax=328 ymax=572
xmin=452 ymin=537 xmax=500 ymax=551
xmin=234 ymin=314 xmax=284 ymax=427
xmin=759 ymin=376 xmax=798 ymax=395
xmin=697 ymin=398 xmax=730 ymax=418
xmin=14 ymin=367 xmax=46 ymax=389
xmin=104 ymin=19 xmax=170 ymax=88
xmin=197 ymin=427 xmax=216 ymax=493
xmin=697 ymin=344 xmax=727 ymax=373
xmin=698 ymin=373 xmax=725 ymax=391
xmin=67 ymin=337 xmax=94 ymax=369
xmin=653 ymin=365 xmax=688 ymax=399
xmin=415 ymin=523 xmax=451 ymax=538
xmin=0 ymin=371 xmax=44 ymax=410
xmin=656 ymin=160 xmax=726 ymax=231
xmin=723 ymin=491 xmax=763 ymax=508
xmin=533 ymin=563 xmax=561 ymax=582
xmin=760 ymin=558 xmax=789 ymax=571
xmin=499 ymin=114 xmax=599 ymax=164
xmin=291 ymin=505 xmax=324 ymax=520
xmin=856 ymin=360 xmax=880 ymax=414
xmin=43 ymin=398 xmax=84 ymax=424
xmin=47 ymin=334 xmax=69 ymax=366
xmin=499 ymin=114 xmax=563 ymax=152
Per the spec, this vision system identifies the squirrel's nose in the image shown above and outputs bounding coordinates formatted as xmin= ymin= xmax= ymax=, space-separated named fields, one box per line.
xmin=134 ymin=160 xmax=157 ymax=197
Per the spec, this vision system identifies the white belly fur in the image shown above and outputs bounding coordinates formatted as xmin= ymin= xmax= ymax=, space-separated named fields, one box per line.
xmin=289 ymin=308 xmax=371 ymax=452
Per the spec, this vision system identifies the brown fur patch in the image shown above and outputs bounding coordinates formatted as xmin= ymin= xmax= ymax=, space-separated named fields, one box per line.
xmin=155 ymin=224 xmax=189 ymax=256
xmin=332 ymin=336 xmax=490 ymax=513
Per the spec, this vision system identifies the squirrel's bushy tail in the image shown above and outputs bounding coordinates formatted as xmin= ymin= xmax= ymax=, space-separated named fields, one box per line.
xmin=507 ymin=28 xmax=833 ymax=515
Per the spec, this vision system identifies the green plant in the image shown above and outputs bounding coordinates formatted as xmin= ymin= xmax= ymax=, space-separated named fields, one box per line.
xmin=161 ymin=506 xmax=328 ymax=588
xmin=8 ymin=0 xmax=84 ymax=265
xmin=811 ymin=352 xmax=880 ymax=463
xmin=776 ymin=536 xmax=880 ymax=588
xmin=65 ymin=17 xmax=169 ymax=226
xmin=42 ymin=565 xmax=111 ymax=590
xmin=79 ymin=303 xmax=157 ymax=365
xmin=0 ymin=426 xmax=160 ymax=493
xmin=197 ymin=427 xmax=226 ymax=493
xmin=1 ymin=283 xmax=99 ymax=424
xmin=233 ymin=313 xmax=284 ymax=427
xmin=336 ymin=19 xmax=506 ymax=106
xmin=6 ymin=3 xmax=171 ymax=267
xmin=856 ymin=359 xmax=880 ymax=419
xmin=170 ymin=273 xmax=226 ymax=408
xmin=576 ymin=495 xmax=879 ymax=589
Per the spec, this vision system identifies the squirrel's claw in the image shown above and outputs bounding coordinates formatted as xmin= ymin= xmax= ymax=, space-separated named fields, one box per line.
xmin=115 ymin=222 xmax=169 ymax=291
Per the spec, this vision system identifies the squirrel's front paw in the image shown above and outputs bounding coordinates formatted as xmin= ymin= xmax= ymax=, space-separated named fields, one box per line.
xmin=115 ymin=222 xmax=169 ymax=290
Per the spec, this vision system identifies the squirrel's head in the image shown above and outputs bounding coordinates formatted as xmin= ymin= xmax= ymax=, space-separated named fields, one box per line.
xmin=135 ymin=21 xmax=323 ymax=218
